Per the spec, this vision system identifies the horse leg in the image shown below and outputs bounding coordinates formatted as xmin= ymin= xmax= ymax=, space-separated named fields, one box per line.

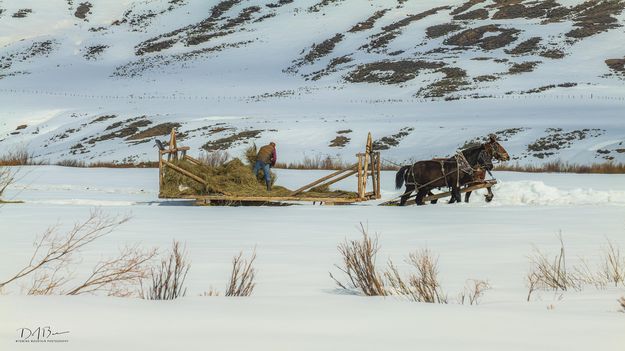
xmin=485 ymin=187 xmax=494 ymax=202
xmin=399 ymin=184 xmax=415 ymax=206
xmin=464 ymin=191 xmax=472 ymax=203
xmin=448 ymin=187 xmax=461 ymax=204
xmin=428 ymin=190 xmax=438 ymax=204
xmin=415 ymin=189 xmax=428 ymax=206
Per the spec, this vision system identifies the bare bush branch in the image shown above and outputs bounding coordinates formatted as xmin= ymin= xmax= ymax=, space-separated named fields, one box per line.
xmin=66 ymin=245 xmax=157 ymax=296
xmin=406 ymin=249 xmax=447 ymax=303
xmin=331 ymin=223 xmax=386 ymax=296
xmin=142 ymin=241 xmax=190 ymax=300
xmin=0 ymin=167 xmax=17 ymax=200
xmin=225 ymin=249 xmax=256 ymax=297
xmin=384 ymin=249 xmax=450 ymax=303
xmin=457 ymin=279 xmax=491 ymax=305
xmin=619 ymin=296 xmax=625 ymax=312
xmin=0 ymin=210 xmax=130 ymax=290
xmin=25 ymin=262 xmax=72 ymax=295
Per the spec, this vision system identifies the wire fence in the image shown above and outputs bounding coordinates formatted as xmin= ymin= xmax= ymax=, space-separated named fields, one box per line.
xmin=1 ymin=88 xmax=625 ymax=104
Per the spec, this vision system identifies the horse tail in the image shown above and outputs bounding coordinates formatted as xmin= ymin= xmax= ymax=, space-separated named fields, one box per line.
xmin=395 ymin=165 xmax=410 ymax=189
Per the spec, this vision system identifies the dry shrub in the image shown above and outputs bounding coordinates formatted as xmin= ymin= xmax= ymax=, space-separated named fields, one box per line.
xmin=274 ymin=155 xmax=349 ymax=170
xmin=330 ymin=224 xmax=387 ymax=296
xmin=0 ymin=145 xmax=32 ymax=166
xmin=528 ymin=236 xmax=625 ymax=300
xmin=527 ymin=234 xmax=579 ymax=298
xmin=573 ymin=258 xmax=608 ymax=289
xmin=525 ymin=234 xmax=625 ymax=300
xmin=331 ymin=226 xmax=488 ymax=303
xmin=385 ymin=249 xmax=448 ymax=303
xmin=199 ymin=150 xmax=230 ymax=168
xmin=601 ymin=239 xmax=624 ymax=287
xmin=142 ymin=241 xmax=190 ymax=300
xmin=495 ymin=161 xmax=625 ymax=174
xmin=457 ymin=279 xmax=490 ymax=305
xmin=225 ymin=250 xmax=257 ymax=297
xmin=619 ymin=297 xmax=625 ymax=312
xmin=88 ymin=161 xmax=159 ymax=168
xmin=0 ymin=210 xmax=138 ymax=295
xmin=56 ymin=159 xmax=87 ymax=168
xmin=0 ymin=167 xmax=17 ymax=200
xmin=201 ymin=287 xmax=220 ymax=296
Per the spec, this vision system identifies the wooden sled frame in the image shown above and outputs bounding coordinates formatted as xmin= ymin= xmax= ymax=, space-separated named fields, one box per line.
xmin=158 ymin=129 xmax=382 ymax=205
xmin=379 ymin=179 xmax=498 ymax=206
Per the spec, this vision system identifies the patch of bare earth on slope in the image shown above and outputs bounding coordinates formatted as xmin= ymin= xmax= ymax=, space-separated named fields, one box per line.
xmin=416 ymin=67 xmax=471 ymax=99
xmin=565 ymin=0 xmax=625 ymax=39
xmin=426 ymin=23 xmax=464 ymax=39
xmin=605 ymin=58 xmax=625 ymax=77
xmin=112 ymin=0 xmax=188 ymax=31
xmin=361 ymin=6 xmax=451 ymax=53
xmin=74 ymin=2 xmax=92 ymax=20
xmin=451 ymin=0 xmax=487 ymax=16
xmin=307 ymin=55 xmax=354 ymax=81
xmin=444 ymin=24 xmax=520 ymax=50
xmin=345 ymin=60 xmax=444 ymax=85
xmin=308 ymin=0 xmax=345 ymax=13
xmin=286 ymin=34 xmax=345 ymax=74
xmin=114 ymin=40 xmax=251 ymax=78
xmin=348 ymin=10 xmax=389 ymax=33
xmin=133 ymin=0 xmax=263 ymax=55
xmin=0 ymin=40 xmax=57 ymax=79
xmin=202 ymin=130 xmax=263 ymax=151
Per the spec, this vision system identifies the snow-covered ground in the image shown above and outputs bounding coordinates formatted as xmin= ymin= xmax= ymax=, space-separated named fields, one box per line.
xmin=1 ymin=166 xmax=624 ymax=350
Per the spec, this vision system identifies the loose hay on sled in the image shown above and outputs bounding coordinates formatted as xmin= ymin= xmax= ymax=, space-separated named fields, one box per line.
xmin=157 ymin=129 xmax=382 ymax=205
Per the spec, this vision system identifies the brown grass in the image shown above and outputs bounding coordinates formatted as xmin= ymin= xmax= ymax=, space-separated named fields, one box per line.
xmin=0 ymin=146 xmax=44 ymax=166
xmin=601 ymin=239 xmax=624 ymax=287
xmin=161 ymin=147 xmax=357 ymax=199
xmin=527 ymin=234 xmax=579 ymax=299
xmin=274 ymin=155 xmax=350 ymax=170
xmin=495 ymin=160 xmax=625 ymax=174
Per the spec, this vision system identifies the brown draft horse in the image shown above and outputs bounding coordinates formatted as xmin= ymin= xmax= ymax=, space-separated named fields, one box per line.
xmin=395 ymin=135 xmax=510 ymax=206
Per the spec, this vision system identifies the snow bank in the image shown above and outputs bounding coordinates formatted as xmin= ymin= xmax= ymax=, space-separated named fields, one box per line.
xmin=487 ymin=181 xmax=625 ymax=206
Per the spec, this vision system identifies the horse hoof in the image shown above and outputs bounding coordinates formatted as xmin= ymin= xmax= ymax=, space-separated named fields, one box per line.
xmin=485 ymin=195 xmax=494 ymax=202
xmin=430 ymin=200 xmax=438 ymax=204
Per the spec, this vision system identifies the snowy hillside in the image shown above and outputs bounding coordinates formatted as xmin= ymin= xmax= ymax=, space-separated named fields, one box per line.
xmin=1 ymin=0 xmax=624 ymax=165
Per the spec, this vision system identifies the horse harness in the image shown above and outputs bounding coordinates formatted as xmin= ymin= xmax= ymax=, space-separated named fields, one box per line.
xmin=405 ymin=152 xmax=476 ymax=191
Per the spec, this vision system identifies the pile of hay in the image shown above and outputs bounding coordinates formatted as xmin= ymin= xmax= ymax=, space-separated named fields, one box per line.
xmin=161 ymin=146 xmax=356 ymax=199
